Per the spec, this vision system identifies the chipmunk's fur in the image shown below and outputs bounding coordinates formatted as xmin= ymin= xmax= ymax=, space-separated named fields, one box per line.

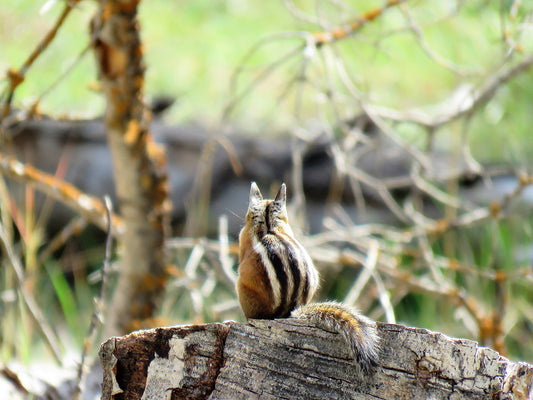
xmin=236 ymin=182 xmax=379 ymax=373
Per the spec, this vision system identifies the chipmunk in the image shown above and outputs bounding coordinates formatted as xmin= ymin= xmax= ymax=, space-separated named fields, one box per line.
xmin=236 ymin=182 xmax=379 ymax=373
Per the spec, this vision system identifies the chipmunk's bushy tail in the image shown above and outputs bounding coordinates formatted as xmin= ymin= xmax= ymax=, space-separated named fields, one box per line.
xmin=292 ymin=301 xmax=380 ymax=374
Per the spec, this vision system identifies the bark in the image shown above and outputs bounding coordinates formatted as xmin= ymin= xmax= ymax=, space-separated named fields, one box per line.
xmin=99 ymin=320 xmax=533 ymax=400
xmin=91 ymin=1 xmax=171 ymax=337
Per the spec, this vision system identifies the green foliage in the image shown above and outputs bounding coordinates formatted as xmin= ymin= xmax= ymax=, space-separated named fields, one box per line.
xmin=43 ymin=261 xmax=81 ymax=341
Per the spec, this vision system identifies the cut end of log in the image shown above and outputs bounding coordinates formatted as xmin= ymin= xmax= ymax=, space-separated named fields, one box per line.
xmin=99 ymin=320 xmax=533 ymax=400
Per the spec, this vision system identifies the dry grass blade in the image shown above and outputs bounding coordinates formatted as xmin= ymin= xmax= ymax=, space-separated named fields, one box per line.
xmin=0 ymin=222 xmax=62 ymax=364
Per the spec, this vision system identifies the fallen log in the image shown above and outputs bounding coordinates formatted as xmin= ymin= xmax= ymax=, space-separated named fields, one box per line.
xmin=99 ymin=320 xmax=533 ymax=399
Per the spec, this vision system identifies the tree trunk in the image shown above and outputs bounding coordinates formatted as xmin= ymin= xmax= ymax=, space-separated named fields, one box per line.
xmin=91 ymin=0 xmax=171 ymax=337
xmin=99 ymin=320 xmax=533 ymax=399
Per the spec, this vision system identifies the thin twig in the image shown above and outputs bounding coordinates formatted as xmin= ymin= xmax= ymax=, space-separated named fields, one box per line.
xmin=409 ymin=163 xmax=476 ymax=211
xmin=37 ymin=216 xmax=88 ymax=265
xmin=332 ymin=52 xmax=431 ymax=170
xmin=1 ymin=0 xmax=81 ymax=124
xmin=283 ymin=0 xmax=323 ymax=26
xmin=370 ymin=53 xmax=533 ymax=129
xmin=344 ymin=239 xmax=378 ymax=306
xmin=345 ymin=163 xmax=410 ymax=223
xmin=398 ymin=3 xmax=481 ymax=76
xmin=73 ymin=196 xmax=114 ymax=400
xmin=31 ymin=43 xmax=92 ymax=110
xmin=372 ymin=269 xmax=395 ymax=324
xmin=311 ymin=0 xmax=407 ymax=45
xmin=218 ymin=215 xmax=238 ymax=285
xmin=223 ymin=42 xmax=305 ymax=120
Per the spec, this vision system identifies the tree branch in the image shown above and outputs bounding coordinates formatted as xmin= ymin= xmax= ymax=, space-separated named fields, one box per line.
xmin=0 ymin=152 xmax=123 ymax=234
xmin=370 ymin=53 xmax=533 ymax=129
xmin=0 ymin=0 xmax=81 ymax=126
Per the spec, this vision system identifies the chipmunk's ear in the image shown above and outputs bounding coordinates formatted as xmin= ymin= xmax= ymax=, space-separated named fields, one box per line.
xmin=274 ymin=183 xmax=286 ymax=206
xmin=249 ymin=182 xmax=263 ymax=207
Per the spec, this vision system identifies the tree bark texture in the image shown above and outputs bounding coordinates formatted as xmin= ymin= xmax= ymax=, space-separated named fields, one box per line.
xmin=91 ymin=0 xmax=171 ymax=337
xmin=99 ymin=320 xmax=533 ymax=400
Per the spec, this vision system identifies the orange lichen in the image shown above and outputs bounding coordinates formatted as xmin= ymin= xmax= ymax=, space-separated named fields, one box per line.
xmin=432 ymin=219 xmax=450 ymax=235
xmin=448 ymin=259 xmax=460 ymax=271
xmin=518 ymin=171 xmax=530 ymax=186
xmin=124 ymin=120 xmax=141 ymax=145
xmin=312 ymin=0 xmax=403 ymax=45
xmin=146 ymin=141 xmax=166 ymax=167
xmin=7 ymin=68 xmax=24 ymax=88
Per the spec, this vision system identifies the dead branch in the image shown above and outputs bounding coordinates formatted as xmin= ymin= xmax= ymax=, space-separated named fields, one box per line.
xmin=0 ymin=0 xmax=81 ymax=125
xmin=31 ymin=44 xmax=92 ymax=111
xmin=398 ymin=3 xmax=481 ymax=76
xmin=73 ymin=196 xmax=114 ymax=400
xmin=0 ymin=152 xmax=123 ymax=234
xmin=370 ymin=53 xmax=533 ymax=129
xmin=37 ymin=216 xmax=88 ymax=264
xmin=311 ymin=0 xmax=405 ymax=45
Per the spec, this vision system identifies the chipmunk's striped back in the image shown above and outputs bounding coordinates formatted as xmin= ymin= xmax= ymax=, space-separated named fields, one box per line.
xmin=236 ymin=182 xmax=319 ymax=319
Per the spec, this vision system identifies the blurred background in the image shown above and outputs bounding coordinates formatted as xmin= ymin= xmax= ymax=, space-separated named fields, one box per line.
xmin=1 ymin=0 xmax=533 ymax=390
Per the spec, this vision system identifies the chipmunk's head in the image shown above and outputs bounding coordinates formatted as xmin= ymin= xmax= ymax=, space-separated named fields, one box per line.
xmin=245 ymin=182 xmax=290 ymax=235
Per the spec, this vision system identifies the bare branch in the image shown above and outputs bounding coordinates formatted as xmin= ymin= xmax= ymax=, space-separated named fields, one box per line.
xmin=218 ymin=215 xmax=238 ymax=285
xmin=370 ymin=53 xmax=533 ymax=128
xmin=31 ymin=43 xmax=92 ymax=110
xmin=1 ymin=0 xmax=81 ymax=126
xmin=37 ymin=216 xmax=88 ymax=265
xmin=311 ymin=0 xmax=406 ymax=45
xmin=398 ymin=3 xmax=482 ymax=76
xmin=73 ymin=196 xmax=114 ymax=400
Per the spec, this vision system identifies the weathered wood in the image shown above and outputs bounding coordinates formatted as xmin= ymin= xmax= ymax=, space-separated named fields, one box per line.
xmin=99 ymin=320 xmax=533 ymax=400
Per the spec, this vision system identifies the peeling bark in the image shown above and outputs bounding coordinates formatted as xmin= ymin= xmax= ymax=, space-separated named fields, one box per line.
xmin=91 ymin=0 xmax=172 ymax=337
xmin=100 ymin=324 xmax=230 ymax=400
xmin=99 ymin=321 xmax=533 ymax=400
